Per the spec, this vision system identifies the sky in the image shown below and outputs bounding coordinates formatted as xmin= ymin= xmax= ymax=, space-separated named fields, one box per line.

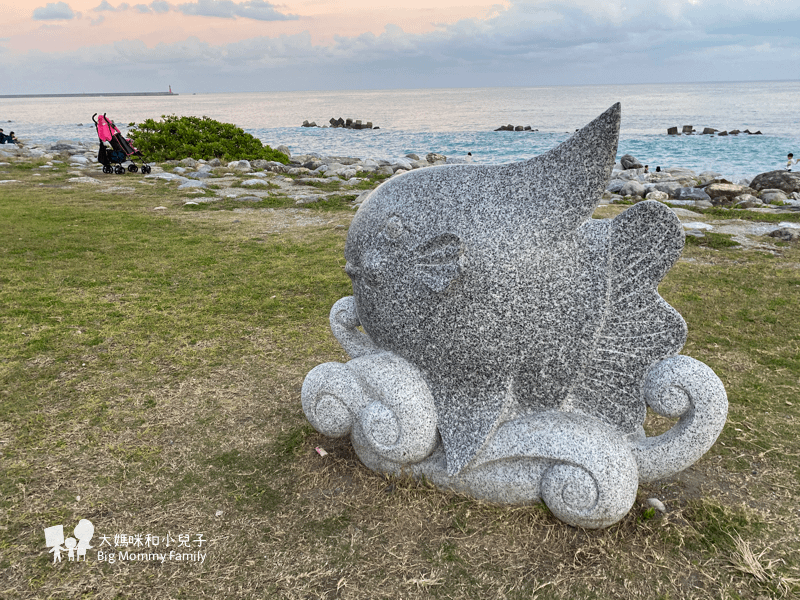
xmin=0 ymin=0 xmax=799 ymax=93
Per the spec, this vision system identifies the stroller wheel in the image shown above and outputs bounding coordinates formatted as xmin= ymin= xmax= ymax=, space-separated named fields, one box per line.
xmin=142 ymin=165 xmax=152 ymax=174
xmin=114 ymin=165 xmax=125 ymax=174
xmin=102 ymin=165 xmax=113 ymax=174
xmin=128 ymin=164 xmax=139 ymax=173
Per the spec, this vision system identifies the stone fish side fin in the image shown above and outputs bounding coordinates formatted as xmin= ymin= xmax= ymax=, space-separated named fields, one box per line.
xmin=569 ymin=201 xmax=687 ymax=433
xmin=411 ymin=232 xmax=463 ymax=293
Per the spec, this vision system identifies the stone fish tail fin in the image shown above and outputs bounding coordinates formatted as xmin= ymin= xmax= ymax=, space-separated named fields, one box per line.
xmin=432 ymin=377 xmax=514 ymax=476
xmin=516 ymin=103 xmax=620 ymax=228
xmin=571 ymin=201 xmax=687 ymax=434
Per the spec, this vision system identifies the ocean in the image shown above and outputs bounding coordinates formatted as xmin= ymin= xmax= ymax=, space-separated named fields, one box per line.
xmin=1 ymin=81 xmax=798 ymax=180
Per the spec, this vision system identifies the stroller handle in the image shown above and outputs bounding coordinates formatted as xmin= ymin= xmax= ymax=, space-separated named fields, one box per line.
xmin=92 ymin=113 xmax=98 ymax=125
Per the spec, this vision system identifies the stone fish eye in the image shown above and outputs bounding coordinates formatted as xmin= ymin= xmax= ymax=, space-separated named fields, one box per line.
xmin=383 ymin=215 xmax=406 ymax=240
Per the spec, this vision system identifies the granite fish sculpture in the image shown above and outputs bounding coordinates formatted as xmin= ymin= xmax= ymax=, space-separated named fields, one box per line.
xmin=344 ymin=104 xmax=687 ymax=475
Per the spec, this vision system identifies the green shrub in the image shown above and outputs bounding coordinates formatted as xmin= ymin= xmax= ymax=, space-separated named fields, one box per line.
xmin=128 ymin=115 xmax=289 ymax=164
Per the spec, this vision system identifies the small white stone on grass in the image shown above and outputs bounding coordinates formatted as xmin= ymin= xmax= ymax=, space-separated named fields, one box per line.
xmin=67 ymin=177 xmax=102 ymax=185
xmin=646 ymin=498 xmax=667 ymax=513
xmin=683 ymin=221 xmax=713 ymax=231
xmin=153 ymin=206 xmax=167 ymax=210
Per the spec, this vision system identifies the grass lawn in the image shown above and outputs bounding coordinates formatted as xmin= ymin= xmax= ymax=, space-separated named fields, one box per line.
xmin=1 ymin=158 xmax=798 ymax=599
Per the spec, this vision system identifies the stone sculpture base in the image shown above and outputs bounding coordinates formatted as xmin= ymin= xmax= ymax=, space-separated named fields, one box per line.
xmin=302 ymin=298 xmax=728 ymax=529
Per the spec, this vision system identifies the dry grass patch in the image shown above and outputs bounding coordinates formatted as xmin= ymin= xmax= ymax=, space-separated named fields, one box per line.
xmin=1 ymin=161 xmax=799 ymax=599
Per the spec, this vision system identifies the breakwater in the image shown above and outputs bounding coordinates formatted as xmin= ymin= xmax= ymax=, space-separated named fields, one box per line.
xmin=0 ymin=92 xmax=177 ymax=99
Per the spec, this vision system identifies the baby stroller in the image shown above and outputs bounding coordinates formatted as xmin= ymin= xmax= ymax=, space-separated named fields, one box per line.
xmin=92 ymin=113 xmax=151 ymax=174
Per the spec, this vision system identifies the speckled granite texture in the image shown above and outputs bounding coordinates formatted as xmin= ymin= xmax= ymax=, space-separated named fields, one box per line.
xmin=300 ymin=104 xmax=729 ymax=529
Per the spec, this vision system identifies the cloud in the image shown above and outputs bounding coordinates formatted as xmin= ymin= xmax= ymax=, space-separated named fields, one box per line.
xmin=82 ymin=0 xmax=298 ymax=20
xmin=175 ymin=0 xmax=298 ymax=20
xmin=6 ymin=0 xmax=800 ymax=93
xmin=32 ymin=2 xmax=75 ymax=20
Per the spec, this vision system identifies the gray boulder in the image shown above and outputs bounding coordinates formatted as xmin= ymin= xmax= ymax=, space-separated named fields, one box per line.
xmin=749 ymin=170 xmax=800 ymax=194
xmin=674 ymin=187 xmax=712 ymax=202
xmin=733 ymin=194 xmax=761 ymax=208
xmin=606 ymin=179 xmax=626 ymax=194
xmin=185 ymin=171 xmax=213 ymax=180
xmin=620 ymin=180 xmax=646 ymax=197
xmin=704 ymin=183 xmax=755 ymax=205
xmin=645 ymin=190 xmax=669 ymax=202
xmin=653 ymin=182 xmax=682 ymax=197
xmin=620 ymin=154 xmax=643 ymax=170
xmin=760 ymin=190 xmax=789 ymax=205
xmin=768 ymin=228 xmax=800 ymax=242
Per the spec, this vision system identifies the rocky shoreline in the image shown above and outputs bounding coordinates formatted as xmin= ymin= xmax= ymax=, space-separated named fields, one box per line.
xmin=3 ymin=139 xmax=800 ymax=242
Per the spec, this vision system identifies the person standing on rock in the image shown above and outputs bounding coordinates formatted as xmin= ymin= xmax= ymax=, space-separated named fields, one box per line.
xmin=788 ymin=153 xmax=795 ymax=171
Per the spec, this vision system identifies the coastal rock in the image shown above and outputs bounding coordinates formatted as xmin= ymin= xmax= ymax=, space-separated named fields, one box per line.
xmin=49 ymin=143 xmax=76 ymax=152
xmin=653 ymin=182 xmax=682 ymax=197
xmin=620 ymin=180 xmax=646 ymax=197
xmin=178 ymin=180 xmax=205 ymax=189
xmin=392 ymin=158 xmax=414 ymax=172
xmin=760 ymin=190 xmax=789 ymax=205
xmin=426 ymin=153 xmax=447 ymax=164
xmin=229 ymin=160 xmax=252 ymax=171
xmin=749 ymin=170 xmax=800 ymax=194
xmin=67 ymin=176 xmax=102 ymax=185
xmin=276 ymin=146 xmax=291 ymax=158
xmin=181 ymin=158 xmax=198 ymax=167
xmin=768 ymin=228 xmax=800 ymax=242
xmin=667 ymin=127 xmax=679 ymax=135
xmin=606 ymin=179 xmax=626 ymax=194
xmin=674 ymin=187 xmax=712 ymax=202
xmin=733 ymin=194 xmax=761 ymax=208
xmin=646 ymin=190 xmax=669 ymax=202
xmin=263 ymin=161 xmax=287 ymax=173
xmin=701 ymin=128 xmax=717 ymax=135
xmin=620 ymin=154 xmax=644 ymax=170
xmin=682 ymin=125 xmax=695 ymax=134
xmin=185 ymin=171 xmax=213 ymax=180
xmin=704 ymin=183 xmax=754 ymax=205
